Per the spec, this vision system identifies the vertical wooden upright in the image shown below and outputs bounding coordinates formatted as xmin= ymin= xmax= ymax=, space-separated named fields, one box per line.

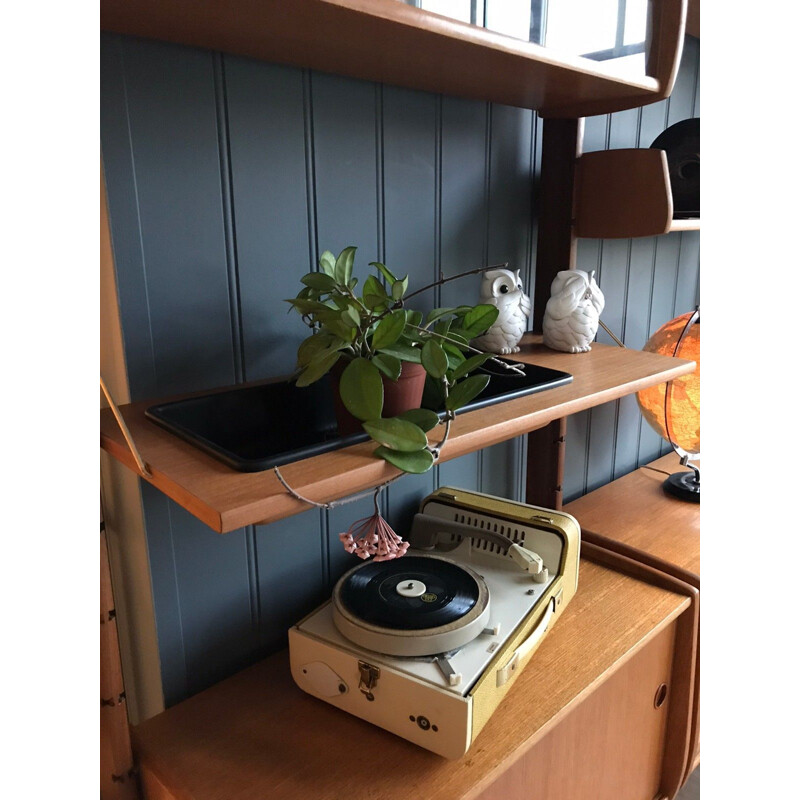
xmin=527 ymin=118 xmax=582 ymax=509
xmin=101 ymin=516 xmax=139 ymax=800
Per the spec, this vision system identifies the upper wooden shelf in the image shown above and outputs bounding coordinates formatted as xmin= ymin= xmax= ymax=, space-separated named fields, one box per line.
xmin=100 ymin=334 xmax=695 ymax=533
xmin=100 ymin=0 xmax=686 ymax=119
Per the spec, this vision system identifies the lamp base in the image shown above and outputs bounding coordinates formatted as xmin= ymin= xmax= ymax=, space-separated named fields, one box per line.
xmin=663 ymin=470 xmax=700 ymax=503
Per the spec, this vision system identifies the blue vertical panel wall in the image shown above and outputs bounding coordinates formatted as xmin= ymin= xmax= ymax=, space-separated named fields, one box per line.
xmin=564 ymin=36 xmax=701 ymax=500
xmin=102 ymin=32 xmax=700 ymax=705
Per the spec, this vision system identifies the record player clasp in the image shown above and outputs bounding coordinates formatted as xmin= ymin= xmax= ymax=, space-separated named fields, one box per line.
xmin=358 ymin=661 xmax=380 ymax=700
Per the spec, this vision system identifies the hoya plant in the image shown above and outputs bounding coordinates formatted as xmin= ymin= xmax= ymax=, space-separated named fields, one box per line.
xmin=286 ymin=246 xmax=502 ymax=474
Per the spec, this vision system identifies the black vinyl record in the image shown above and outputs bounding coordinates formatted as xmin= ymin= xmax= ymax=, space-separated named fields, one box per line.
xmin=338 ymin=556 xmax=479 ymax=631
xmin=650 ymin=117 xmax=700 ymax=218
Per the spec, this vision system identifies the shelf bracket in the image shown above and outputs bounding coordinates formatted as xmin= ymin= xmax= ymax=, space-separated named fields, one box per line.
xmin=100 ymin=376 xmax=152 ymax=479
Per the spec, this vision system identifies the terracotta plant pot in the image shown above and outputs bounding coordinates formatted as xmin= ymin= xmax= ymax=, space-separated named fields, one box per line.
xmin=331 ymin=360 xmax=428 ymax=436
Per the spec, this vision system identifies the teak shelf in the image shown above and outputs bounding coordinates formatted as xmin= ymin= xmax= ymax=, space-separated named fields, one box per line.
xmin=564 ymin=452 xmax=701 ymax=780
xmin=100 ymin=335 xmax=695 ymax=533
xmin=574 ymin=149 xmax=700 ymax=239
xmin=100 ymin=0 xmax=686 ymax=119
xmin=131 ymin=546 xmax=697 ymax=800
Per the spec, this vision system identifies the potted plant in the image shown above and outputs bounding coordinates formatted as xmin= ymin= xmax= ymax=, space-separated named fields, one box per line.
xmin=286 ymin=246 xmax=505 ymax=474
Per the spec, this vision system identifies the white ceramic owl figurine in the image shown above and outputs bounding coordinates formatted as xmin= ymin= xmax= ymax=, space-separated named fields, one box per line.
xmin=542 ymin=270 xmax=605 ymax=353
xmin=471 ymin=268 xmax=532 ymax=355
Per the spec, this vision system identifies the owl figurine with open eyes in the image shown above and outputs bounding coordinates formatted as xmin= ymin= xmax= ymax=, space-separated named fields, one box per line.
xmin=542 ymin=269 xmax=605 ymax=353
xmin=471 ymin=268 xmax=532 ymax=355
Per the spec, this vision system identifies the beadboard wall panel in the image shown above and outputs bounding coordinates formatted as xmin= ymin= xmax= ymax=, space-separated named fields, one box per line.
xmin=102 ymin=33 xmax=532 ymax=706
xmin=563 ymin=36 xmax=700 ymax=501
xmin=101 ymin=33 xmax=700 ymax=705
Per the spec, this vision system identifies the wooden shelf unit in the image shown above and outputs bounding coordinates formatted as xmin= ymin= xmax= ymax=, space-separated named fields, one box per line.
xmin=564 ymin=452 xmax=701 ymax=780
xmin=131 ymin=545 xmax=697 ymax=800
xmin=100 ymin=335 xmax=695 ymax=533
xmin=574 ymin=148 xmax=699 ymax=239
xmin=100 ymin=0 xmax=687 ymax=119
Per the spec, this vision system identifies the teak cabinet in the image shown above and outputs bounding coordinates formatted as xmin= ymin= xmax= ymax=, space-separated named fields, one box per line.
xmin=100 ymin=2 xmax=698 ymax=798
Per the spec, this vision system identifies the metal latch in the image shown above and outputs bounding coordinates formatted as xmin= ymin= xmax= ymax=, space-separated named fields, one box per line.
xmin=358 ymin=661 xmax=380 ymax=700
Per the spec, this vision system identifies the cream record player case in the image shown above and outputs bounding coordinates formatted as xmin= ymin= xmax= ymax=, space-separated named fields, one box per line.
xmin=289 ymin=487 xmax=580 ymax=759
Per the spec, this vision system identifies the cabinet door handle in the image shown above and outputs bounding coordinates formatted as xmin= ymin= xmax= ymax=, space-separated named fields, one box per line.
xmin=496 ymin=596 xmax=556 ymax=687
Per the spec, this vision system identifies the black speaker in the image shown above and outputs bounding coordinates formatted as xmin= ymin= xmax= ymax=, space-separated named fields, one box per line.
xmin=650 ymin=118 xmax=699 ymax=219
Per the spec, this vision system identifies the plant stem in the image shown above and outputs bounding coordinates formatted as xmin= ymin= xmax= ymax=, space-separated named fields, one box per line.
xmin=406 ymin=323 xmax=526 ymax=375
xmin=401 ymin=262 xmax=508 ymax=304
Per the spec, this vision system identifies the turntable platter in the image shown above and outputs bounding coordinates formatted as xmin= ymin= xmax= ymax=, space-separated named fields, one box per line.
xmin=331 ymin=555 xmax=491 ymax=657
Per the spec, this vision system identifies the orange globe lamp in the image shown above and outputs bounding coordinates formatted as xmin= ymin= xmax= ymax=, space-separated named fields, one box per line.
xmin=636 ymin=309 xmax=700 ymax=502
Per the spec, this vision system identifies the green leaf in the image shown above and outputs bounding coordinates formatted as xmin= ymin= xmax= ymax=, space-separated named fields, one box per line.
xmin=443 ymin=329 xmax=470 ymax=347
xmin=442 ymin=344 xmax=466 ymax=371
xmin=406 ymin=310 xmax=423 ymax=328
xmin=371 ymin=309 xmax=406 ymax=351
xmin=321 ymin=319 xmax=357 ymax=342
xmin=341 ymin=305 xmax=362 ymax=328
xmin=460 ymin=304 xmax=499 ymax=337
xmin=377 ymin=342 xmax=422 ymax=363
xmin=334 ymin=246 xmax=357 ymax=286
xmin=369 ymin=261 xmax=398 ymax=285
xmin=391 ymin=276 xmax=409 ymax=300
xmin=421 ymin=339 xmax=448 ymax=379
xmin=397 ymin=408 xmax=441 ymax=433
xmin=363 ymin=418 xmax=428 ymax=452
xmin=374 ymin=446 xmax=435 ymax=474
xmin=372 ymin=353 xmax=402 ymax=381
xmin=339 ymin=357 xmax=384 ymax=421
xmin=426 ymin=307 xmax=456 ymax=325
xmin=362 ymin=274 xmax=385 ymax=298
xmin=445 ymin=374 xmax=491 ymax=411
xmin=451 ymin=352 xmax=493 ymax=380
xmin=285 ymin=297 xmax=334 ymax=316
xmin=319 ymin=250 xmax=336 ymax=277
xmin=301 ymin=272 xmax=336 ymax=291
xmin=434 ymin=318 xmax=452 ymax=338
xmin=295 ymin=349 xmax=342 ymax=388
xmin=297 ymin=333 xmax=337 ymax=366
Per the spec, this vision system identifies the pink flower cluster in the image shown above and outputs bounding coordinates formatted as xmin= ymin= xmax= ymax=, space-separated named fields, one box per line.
xmin=339 ymin=512 xmax=410 ymax=561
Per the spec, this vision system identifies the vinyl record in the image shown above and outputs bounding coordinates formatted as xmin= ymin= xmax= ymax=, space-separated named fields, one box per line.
xmin=650 ymin=117 xmax=700 ymax=218
xmin=331 ymin=554 xmax=491 ymax=656
xmin=338 ymin=556 xmax=479 ymax=631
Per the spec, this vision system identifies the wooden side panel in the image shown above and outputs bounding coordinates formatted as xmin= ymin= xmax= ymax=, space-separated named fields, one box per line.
xmin=477 ymin=622 xmax=677 ymax=800
xmin=101 ymin=529 xmax=139 ymax=800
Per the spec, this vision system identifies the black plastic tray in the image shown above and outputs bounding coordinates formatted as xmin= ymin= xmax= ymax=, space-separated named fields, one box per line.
xmin=145 ymin=361 xmax=572 ymax=472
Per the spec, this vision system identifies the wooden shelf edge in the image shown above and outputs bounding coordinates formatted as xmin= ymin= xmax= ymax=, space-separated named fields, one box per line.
xmin=100 ymin=337 xmax=696 ymax=533
xmin=668 ymin=218 xmax=700 ymax=232
xmin=100 ymin=0 xmax=671 ymax=117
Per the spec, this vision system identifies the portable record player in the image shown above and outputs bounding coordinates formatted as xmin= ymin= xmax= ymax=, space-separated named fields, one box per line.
xmin=289 ymin=487 xmax=580 ymax=759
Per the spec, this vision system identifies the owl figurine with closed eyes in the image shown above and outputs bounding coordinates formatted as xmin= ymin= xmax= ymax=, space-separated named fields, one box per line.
xmin=471 ymin=268 xmax=532 ymax=355
xmin=542 ymin=269 xmax=605 ymax=353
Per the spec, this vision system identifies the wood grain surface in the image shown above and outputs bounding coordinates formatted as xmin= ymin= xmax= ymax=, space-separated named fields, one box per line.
xmin=100 ymin=336 xmax=695 ymax=533
xmin=566 ymin=453 xmax=701 ymax=785
xmin=101 ymin=529 xmax=139 ymax=800
xmin=575 ymin=149 xmax=673 ymax=239
xmin=132 ymin=556 xmax=691 ymax=800
xmin=99 ymin=0 xmax=673 ymax=119
xmin=564 ymin=453 xmax=700 ymax=576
